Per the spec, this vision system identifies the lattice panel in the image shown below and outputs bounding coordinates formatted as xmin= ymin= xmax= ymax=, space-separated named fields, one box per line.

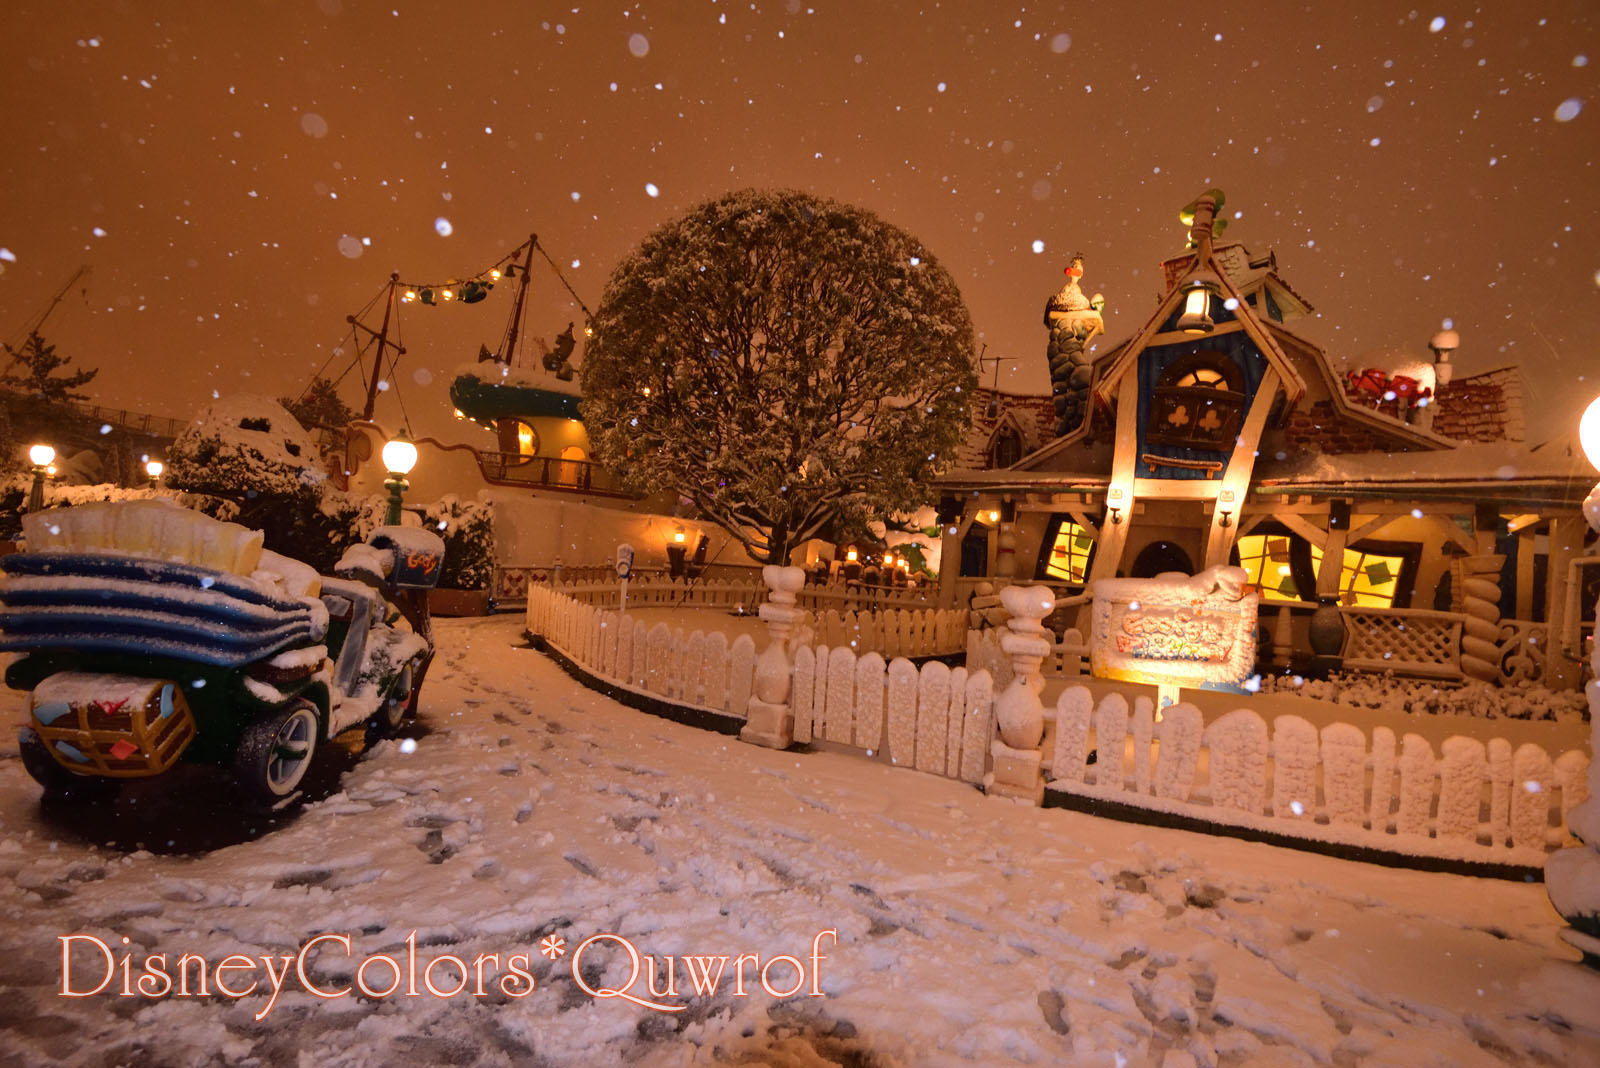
xmin=1342 ymin=610 xmax=1461 ymax=671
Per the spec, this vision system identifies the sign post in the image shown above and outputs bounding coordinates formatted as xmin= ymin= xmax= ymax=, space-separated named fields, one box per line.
xmin=1089 ymin=565 xmax=1259 ymax=713
xmin=615 ymin=543 xmax=635 ymax=614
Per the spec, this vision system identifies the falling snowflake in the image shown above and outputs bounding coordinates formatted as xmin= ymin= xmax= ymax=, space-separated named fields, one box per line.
xmin=435 ymin=217 xmax=453 ymax=236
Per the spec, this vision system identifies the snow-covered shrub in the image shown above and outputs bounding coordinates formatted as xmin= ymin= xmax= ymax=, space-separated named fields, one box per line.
xmin=0 ymin=478 xmax=179 ymax=539
xmin=166 ymin=395 xmax=326 ymax=499
xmin=419 ymin=494 xmax=494 ymax=590
xmin=1253 ymin=670 xmax=1589 ymax=723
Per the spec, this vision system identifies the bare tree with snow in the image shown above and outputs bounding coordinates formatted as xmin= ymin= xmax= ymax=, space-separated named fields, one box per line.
xmin=581 ymin=188 xmax=977 ymax=565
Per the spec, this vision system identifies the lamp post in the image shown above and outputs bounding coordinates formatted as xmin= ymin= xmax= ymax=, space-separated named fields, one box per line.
xmin=1545 ymin=394 xmax=1600 ymax=970
xmin=145 ymin=459 xmax=164 ymax=489
xmin=381 ymin=431 xmax=419 ymax=526
xmin=667 ymin=524 xmax=688 ymax=579
xmin=27 ymin=444 xmax=55 ymax=512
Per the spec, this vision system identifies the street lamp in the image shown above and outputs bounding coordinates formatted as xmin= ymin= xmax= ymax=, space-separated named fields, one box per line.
xmin=1580 ymin=395 xmax=1600 ymax=532
xmin=1544 ymin=393 xmax=1600 ymax=969
xmin=145 ymin=459 xmax=164 ymax=488
xmin=381 ymin=431 xmax=419 ymax=525
xmin=667 ymin=523 xmax=689 ymax=579
xmin=27 ymin=443 xmax=55 ymax=512
xmin=1176 ymin=269 xmax=1223 ymax=334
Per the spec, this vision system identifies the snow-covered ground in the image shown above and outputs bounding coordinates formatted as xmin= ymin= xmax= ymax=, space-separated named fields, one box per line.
xmin=1 ymin=617 xmax=1597 ymax=1067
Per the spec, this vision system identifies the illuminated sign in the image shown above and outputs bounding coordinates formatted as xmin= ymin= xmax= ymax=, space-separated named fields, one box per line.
xmin=1090 ymin=565 xmax=1258 ymax=690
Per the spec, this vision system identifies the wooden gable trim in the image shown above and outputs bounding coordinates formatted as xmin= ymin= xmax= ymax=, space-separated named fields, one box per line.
xmin=1090 ymin=246 xmax=1308 ymax=412
xmin=1008 ymin=340 xmax=1130 ymax=472
xmin=1208 ymin=262 xmax=1308 ymax=404
xmin=1272 ymin=511 xmax=1329 ymax=549
xmin=1089 ymin=258 xmax=1198 ymax=408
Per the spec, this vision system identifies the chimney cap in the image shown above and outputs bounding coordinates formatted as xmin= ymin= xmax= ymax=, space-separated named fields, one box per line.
xmin=1429 ymin=329 xmax=1459 ymax=354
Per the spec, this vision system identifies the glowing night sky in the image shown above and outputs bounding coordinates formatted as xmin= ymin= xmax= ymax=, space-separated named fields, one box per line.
xmin=1 ymin=2 xmax=1595 ymax=445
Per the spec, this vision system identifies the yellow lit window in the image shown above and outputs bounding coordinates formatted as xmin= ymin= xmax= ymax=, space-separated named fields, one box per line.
xmin=515 ymin=421 xmax=538 ymax=456
xmin=1174 ymin=366 xmax=1230 ymax=389
xmin=1235 ymin=534 xmax=1300 ymax=602
xmin=1309 ymin=545 xmax=1405 ymax=608
xmin=1044 ymin=520 xmax=1095 ymax=584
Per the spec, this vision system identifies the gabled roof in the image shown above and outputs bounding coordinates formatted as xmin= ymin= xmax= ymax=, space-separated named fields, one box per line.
xmin=1261 ymin=321 xmax=1458 ymax=453
xmin=1090 ymin=243 xmax=1309 ymax=410
xmin=953 ymin=389 xmax=1056 ymax=469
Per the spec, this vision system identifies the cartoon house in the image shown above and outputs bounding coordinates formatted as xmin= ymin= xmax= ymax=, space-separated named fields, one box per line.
xmin=937 ymin=192 xmax=1598 ymax=690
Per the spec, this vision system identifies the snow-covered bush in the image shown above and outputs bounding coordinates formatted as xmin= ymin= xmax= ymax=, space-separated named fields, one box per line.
xmin=0 ymin=478 xmax=173 ymax=539
xmin=420 ymin=494 xmax=494 ymax=590
xmin=1253 ymin=670 xmax=1589 ymax=723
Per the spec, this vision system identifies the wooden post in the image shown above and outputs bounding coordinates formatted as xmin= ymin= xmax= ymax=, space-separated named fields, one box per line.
xmin=1273 ymin=604 xmax=1293 ymax=669
xmin=1544 ymin=517 xmax=1586 ymax=691
xmin=1090 ymin=374 xmax=1142 ymax=582
xmin=1314 ymin=499 xmax=1351 ymax=598
xmin=1204 ymin=369 xmax=1280 ymax=569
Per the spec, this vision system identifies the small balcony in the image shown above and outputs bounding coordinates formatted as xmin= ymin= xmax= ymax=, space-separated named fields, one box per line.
xmin=474 ymin=451 xmax=634 ymax=497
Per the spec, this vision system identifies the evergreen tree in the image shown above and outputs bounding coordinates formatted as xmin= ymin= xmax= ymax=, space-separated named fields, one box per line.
xmin=279 ymin=377 xmax=359 ymax=430
xmin=1 ymin=331 xmax=98 ymax=403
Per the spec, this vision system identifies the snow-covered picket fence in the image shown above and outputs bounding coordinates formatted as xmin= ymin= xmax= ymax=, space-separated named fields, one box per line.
xmin=525 ymin=585 xmax=757 ymax=719
xmin=966 ymin=626 xmax=1086 ymax=683
xmin=540 ymin=578 xmax=964 ymax=658
xmin=1045 ymin=683 xmax=1589 ymax=865
xmin=790 ymin=642 xmax=995 ymax=784
xmin=808 ymin=606 xmax=967 ymax=659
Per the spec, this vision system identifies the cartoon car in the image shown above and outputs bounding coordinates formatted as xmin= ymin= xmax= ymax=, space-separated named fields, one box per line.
xmin=0 ymin=500 xmax=441 ymax=807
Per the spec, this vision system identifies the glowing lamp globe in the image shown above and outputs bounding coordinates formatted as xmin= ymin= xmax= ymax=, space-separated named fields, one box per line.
xmin=382 ymin=435 xmax=419 ymax=476
xmin=1580 ymin=395 xmax=1600 ymax=473
xmin=28 ymin=444 xmax=55 ymax=468
xmin=145 ymin=459 xmax=164 ymax=479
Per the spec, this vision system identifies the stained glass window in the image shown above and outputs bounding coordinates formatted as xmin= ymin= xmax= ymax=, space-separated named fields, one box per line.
xmin=1310 ymin=544 xmax=1406 ymax=608
xmin=1235 ymin=534 xmax=1301 ymax=601
xmin=1043 ymin=520 xmax=1095 ymax=584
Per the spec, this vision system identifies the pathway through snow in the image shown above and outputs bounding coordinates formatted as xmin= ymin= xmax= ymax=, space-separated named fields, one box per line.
xmin=0 ymin=617 xmax=1596 ymax=1067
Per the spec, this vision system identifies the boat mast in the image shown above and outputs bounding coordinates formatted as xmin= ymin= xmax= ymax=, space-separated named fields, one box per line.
xmin=352 ymin=272 xmax=405 ymax=421
xmin=495 ymin=235 xmax=537 ymax=367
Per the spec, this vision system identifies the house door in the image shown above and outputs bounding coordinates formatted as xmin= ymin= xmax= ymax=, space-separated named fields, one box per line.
xmin=1131 ymin=540 xmax=1194 ymax=578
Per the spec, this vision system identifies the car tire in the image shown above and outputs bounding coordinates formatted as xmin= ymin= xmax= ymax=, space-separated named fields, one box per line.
xmin=233 ymin=702 xmax=319 ymax=804
xmin=19 ymin=727 xmax=120 ymax=803
xmin=365 ymin=660 xmax=418 ymax=745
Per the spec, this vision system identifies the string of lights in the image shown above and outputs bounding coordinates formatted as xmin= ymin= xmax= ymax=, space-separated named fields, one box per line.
xmin=396 ymin=238 xmax=532 ymax=306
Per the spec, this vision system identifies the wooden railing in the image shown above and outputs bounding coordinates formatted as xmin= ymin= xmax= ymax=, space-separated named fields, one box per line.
xmin=475 ymin=451 xmax=632 ymax=496
xmin=69 ymin=403 xmax=188 ymax=439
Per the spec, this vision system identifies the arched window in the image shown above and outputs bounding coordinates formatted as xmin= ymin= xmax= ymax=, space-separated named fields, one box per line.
xmin=1148 ymin=352 xmax=1246 ymax=449
xmin=989 ymin=426 xmax=1023 ymax=468
xmin=496 ymin=419 xmax=539 ymax=463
